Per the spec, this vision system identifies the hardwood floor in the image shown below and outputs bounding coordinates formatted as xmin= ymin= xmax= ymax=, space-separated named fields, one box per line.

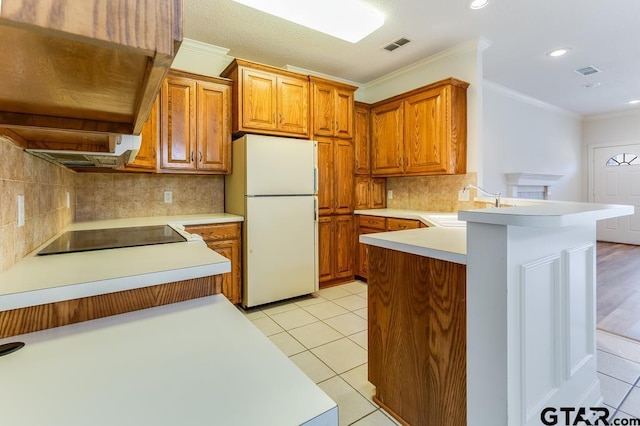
xmin=597 ymin=241 xmax=640 ymax=341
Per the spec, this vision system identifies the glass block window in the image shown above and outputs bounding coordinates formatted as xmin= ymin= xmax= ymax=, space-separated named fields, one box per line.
xmin=606 ymin=153 xmax=640 ymax=166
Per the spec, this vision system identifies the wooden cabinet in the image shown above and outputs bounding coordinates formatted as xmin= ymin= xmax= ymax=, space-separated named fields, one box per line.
xmin=221 ymin=59 xmax=309 ymax=138
xmin=319 ymin=215 xmax=354 ymax=285
xmin=354 ymin=177 xmax=386 ymax=210
xmin=160 ymin=71 xmax=231 ymax=174
xmin=368 ymin=246 xmax=467 ymax=426
xmin=318 ymin=137 xmax=354 ymax=216
xmin=120 ymin=96 xmax=160 ymax=172
xmin=354 ymin=102 xmax=371 ymax=175
xmin=0 ymin=0 xmax=181 ymax=136
xmin=355 ymin=215 xmax=426 ymax=280
xmin=184 ymin=223 xmax=242 ymax=305
xmin=310 ymin=77 xmax=356 ymax=139
xmin=371 ymin=78 xmax=469 ymax=177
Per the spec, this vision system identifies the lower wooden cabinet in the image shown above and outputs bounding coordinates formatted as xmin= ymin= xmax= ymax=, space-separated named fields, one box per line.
xmin=184 ymin=223 xmax=242 ymax=304
xmin=319 ymin=214 xmax=354 ymax=286
xmin=356 ymin=215 xmax=425 ymax=280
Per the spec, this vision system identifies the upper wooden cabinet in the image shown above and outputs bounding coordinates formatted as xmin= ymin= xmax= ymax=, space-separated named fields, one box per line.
xmin=0 ymin=0 xmax=182 ymax=137
xmin=371 ymin=78 xmax=469 ymax=177
xmin=354 ymin=102 xmax=371 ymax=176
xmin=221 ymin=59 xmax=310 ymax=138
xmin=310 ymin=77 xmax=356 ymax=139
xmin=317 ymin=137 xmax=354 ymax=216
xmin=160 ymin=71 xmax=231 ymax=174
xmin=120 ymin=96 xmax=160 ymax=172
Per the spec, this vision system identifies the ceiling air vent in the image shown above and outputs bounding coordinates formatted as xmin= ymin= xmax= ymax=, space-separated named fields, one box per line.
xmin=383 ymin=37 xmax=411 ymax=52
xmin=575 ymin=66 xmax=601 ymax=76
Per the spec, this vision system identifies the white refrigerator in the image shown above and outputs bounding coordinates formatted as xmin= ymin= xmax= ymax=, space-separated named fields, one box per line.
xmin=225 ymin=134 xmax=318 ymax=307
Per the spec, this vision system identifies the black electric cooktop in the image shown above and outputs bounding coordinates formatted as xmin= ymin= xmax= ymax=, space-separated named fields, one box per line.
xmin=38 ymin=225 xmax=186 ymax=256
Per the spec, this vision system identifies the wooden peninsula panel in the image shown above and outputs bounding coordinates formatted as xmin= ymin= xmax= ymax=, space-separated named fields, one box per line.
xmin=0 ymin=276 xmax=221 ymax=339
xmin=368 ymin=246 xmax=466 ymax=426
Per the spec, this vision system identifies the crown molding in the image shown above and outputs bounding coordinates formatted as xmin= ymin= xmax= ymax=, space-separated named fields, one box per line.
xmin=177 ymin=38 xmax=231 ymax=57
xmin=484 ymin=80 xmax=581 ymax=119
xmin=583 ymin=108 xmax=640 ymax=122
xmin=285 ymin=65 xmax=362 ymax=88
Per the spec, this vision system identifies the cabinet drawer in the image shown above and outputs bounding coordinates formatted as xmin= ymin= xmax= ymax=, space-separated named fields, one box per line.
xmin=184 ymin=223 xmax=240 ymax=242
xmin=386 ymin=218 xmax=421 ymax=231
xmin=358 ymin=215 xmax=386 ymax=230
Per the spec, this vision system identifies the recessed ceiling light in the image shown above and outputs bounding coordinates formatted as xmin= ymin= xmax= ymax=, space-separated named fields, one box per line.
xmin=583 ymin=82 xmax=601 ymax=88
xmin=629 ymin=100 xmax=640 ymax=105
xmin=547 ymin=48 xmax=571 ymax=57
xmin=233 ymin=0 xmax=384 ymax=43
xmin=469 ymin=0 xmax=489 ymax=9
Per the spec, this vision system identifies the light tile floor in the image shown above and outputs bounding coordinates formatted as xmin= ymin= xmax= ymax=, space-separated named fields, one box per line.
xmin=240 ymin=280 xmax=640 ymax=425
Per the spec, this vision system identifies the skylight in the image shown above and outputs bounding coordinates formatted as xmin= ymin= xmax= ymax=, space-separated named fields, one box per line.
xmin=233 ymin=0 xmax=384 ymax=43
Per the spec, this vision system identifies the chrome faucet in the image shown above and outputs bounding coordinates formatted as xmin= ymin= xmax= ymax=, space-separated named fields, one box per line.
xmin=463 ymin=184 xmax=501 ymax=208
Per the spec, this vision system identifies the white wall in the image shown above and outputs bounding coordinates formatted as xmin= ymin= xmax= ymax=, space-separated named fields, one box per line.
xmin=483 ymin=82 xmax=583 ymax=201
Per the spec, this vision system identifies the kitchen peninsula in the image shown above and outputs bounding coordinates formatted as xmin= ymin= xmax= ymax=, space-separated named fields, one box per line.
xmin=0 ymin=214 xmax=243 ymax=336
xmin=361 ymin=202 xmax=633 ymax=426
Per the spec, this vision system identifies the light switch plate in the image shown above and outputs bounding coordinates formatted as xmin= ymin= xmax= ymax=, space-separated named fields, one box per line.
xmin=164 ymin=191 xmax=173 ymax=204
xmin=66 ymin=191 xmax=71 ymax=208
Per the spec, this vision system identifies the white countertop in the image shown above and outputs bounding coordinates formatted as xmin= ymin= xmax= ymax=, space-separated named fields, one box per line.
xmin=458 ymin=202 xmax=634 ymax=227
xmin=360 ymin=227 xmax=467 ymax=265
xmin=354 ymin=209 xmax=466 ymax=227
xmin=0 ymin=295 xmax=337 ymax=426
xmin=0 ymin=214 xmax=244 ymax=311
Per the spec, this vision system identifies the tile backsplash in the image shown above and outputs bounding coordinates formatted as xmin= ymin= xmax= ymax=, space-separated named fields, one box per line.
xmin=75 ymin=173 xmax=225 ymax=222
xmin=1 ymin=137 xmax=76 ymax=272
xmin=386 ymin=172 xmax=478 ymax=212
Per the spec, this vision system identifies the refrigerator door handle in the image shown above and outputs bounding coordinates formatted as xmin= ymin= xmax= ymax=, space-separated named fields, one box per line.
xmin=313 ymin=196 xmax=318 ymax=222
xmin=313 ymin=167 xmax=318 ymax=194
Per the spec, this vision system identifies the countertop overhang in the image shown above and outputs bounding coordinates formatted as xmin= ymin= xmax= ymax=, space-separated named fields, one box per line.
xmin=0 ymin=214 xmax=244 ymax=311
xmin=0 ymin=295 xmax=338 ymax=425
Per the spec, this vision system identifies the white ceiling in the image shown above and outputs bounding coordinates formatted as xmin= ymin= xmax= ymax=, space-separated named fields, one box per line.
xmin=184 ymin=0 xmax=640 ymax=117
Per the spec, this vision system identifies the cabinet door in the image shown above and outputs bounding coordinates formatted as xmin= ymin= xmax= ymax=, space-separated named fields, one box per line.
xmin=370 ymin=178 xmax=387 ymax=209
xmin=125 ymin=95 xmax=158 ymax=171
xmin=403 ymin=86 xmax=448 ymax=174
xmin=334 ymin=215 xmax=354 ymax=280
xmin=312 ymin=82 xmax=334 ymax=136
xmin=354 ymin=177 xmax=371 ymax=210
xmin=354 ymin=104 xmax=370 ymax=175
xmin=206 ymin=239 xmax=241 ymax=305
xmin=241 ymin=68 xmax=278 ymax=131
xmin=318 ymin=216 xmax=334 ymax=283
xmin=387 ymin=218 xmax=421 ymax=231
xmin=317 ymin=137 xmax=334 ymax=216
xmin=277 ymin=75 xmax=309 ymax=136
xmin=334 ymin=138 xmax=354 ymax=215
xmin=371 ymin=100 xmax=404 ymax=176
xmin=357 ymin=227 xmax=379 ymax=279
xmin=161 ymin=76 xmax=196 ymax=170
xmin=334 ymin=88 xmax=354 ymax=139
xmin=197 ymin=81 xmax=231 ymax=173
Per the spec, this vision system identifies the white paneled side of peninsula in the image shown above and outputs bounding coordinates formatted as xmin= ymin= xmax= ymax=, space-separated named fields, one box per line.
xmin=463 ymin=202 xmax=632 ymax=426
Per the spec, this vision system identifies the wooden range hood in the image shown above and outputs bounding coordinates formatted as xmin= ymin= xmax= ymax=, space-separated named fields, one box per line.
xmin=0 ymin=0 xmax=182 ymax=153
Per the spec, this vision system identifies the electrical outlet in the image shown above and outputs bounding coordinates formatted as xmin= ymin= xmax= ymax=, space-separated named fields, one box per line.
xmin=458 ymin=189 xmax=469 ymax=201
xmin=66 ymin=191 xmax=71 ymax=208
xmin=387 ymin=190 xmax=393 ymax=200
xmin=17 ymin=194 xmax=25 ymax=227
xmin=164 ymin=191 xmax=173 ymax=204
